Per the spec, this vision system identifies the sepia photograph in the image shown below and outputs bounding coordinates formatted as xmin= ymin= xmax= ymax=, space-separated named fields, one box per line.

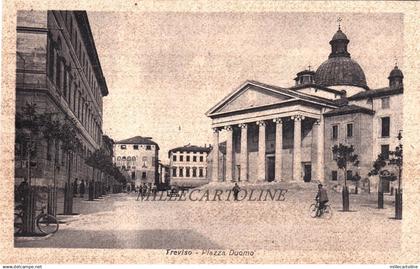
xmin=1 ymin=0 xmax=420 ymax=266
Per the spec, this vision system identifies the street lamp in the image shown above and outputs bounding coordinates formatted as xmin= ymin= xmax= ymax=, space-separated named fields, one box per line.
xmin=395 ymin=130 xmax=403 ymax=219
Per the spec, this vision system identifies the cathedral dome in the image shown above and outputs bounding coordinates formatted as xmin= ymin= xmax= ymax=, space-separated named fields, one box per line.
xmin=315 ymin=57 xmax=368 ymax=89
xmin=314 ymin=28 xmax=368 ymax=90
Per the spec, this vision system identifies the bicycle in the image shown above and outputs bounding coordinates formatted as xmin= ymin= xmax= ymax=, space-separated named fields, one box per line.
xmin=14 ymin=203 xmax=59 ymax=235
xmin=309 ymin=200 xmax=332 ymax=219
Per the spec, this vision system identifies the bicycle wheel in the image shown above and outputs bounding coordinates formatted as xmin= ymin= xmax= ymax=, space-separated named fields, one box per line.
xmin=323 ymin=205 xmax=332 ymax=220
xmin=14 ymin=213 xmax=23 ymax=235
xmin=36 ymin=214 xmax=59 ymax=235
xmin=309 ymin=204 xmax=318 ymax=218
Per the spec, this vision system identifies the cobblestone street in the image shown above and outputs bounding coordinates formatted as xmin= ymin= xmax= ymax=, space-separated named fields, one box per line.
xmin=14 ymin=183 xmax=401 ymax=251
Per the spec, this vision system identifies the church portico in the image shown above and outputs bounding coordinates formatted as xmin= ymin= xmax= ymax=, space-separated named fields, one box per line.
xmin=210 ymin=110 xmax=322 ymax=183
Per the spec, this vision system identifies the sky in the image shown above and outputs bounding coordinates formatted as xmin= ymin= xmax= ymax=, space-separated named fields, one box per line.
xmin=87 ymin=12 xmax=403 ymax=163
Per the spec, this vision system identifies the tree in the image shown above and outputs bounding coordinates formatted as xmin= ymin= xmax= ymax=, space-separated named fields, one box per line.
xmin=332 ymin=144 xmax=359 ymax=212
xmin=15 ymin=103 xmax=42 ymax=186
xmin=370 ymin=133 xmax=403 ymax=219
xmin=368 ymin=153 xmax=388 ymax=209
xmin=59 ymin=117 xmax=81 ymax=214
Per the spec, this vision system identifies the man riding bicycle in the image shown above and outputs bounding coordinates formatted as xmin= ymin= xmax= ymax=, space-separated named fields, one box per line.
xmin=315 ymin=183 xmax=329 ymax=216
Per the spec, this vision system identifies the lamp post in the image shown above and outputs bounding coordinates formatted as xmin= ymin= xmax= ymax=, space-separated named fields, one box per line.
xmin=395 ymin=131 xmax=403 ymax=219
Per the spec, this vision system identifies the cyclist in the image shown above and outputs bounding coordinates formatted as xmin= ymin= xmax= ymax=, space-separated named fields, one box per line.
xmin=315 ymin=183 xmax=329 ymax=217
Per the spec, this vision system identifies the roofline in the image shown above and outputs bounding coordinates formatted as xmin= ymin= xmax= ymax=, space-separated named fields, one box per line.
xmin=289 ymin=83 xmax=345 ymax=95
xmin=206 ymin=80 xmax=337 ymax=117
xmin=348 ymin=87 xmax=403 ymax=101
xmin=317 ymin=82 xmax=370 ymax=91
xmin=323 ymin=107 xmax=375 ymax=117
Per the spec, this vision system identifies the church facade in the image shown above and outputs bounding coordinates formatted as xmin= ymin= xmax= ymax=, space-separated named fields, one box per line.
xmin=206 ymin=27 xmax=403 ymax=191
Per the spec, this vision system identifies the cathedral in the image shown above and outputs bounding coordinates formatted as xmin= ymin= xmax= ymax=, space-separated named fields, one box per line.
xmin=206 ymin=26 xmax=403 ymax=192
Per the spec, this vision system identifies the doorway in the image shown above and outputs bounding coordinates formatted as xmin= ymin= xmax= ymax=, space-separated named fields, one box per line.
xmin=266 ymin=156 xmax=275 ymax=182
xmin=303 ymin=163 xmax=312 ymax=182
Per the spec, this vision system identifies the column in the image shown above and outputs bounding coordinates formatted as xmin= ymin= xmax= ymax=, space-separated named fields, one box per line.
xmin=292 ymin=115 xmax=304 ymax=181
xmin=316 ymin=118 xmax=325 ymax=182
xmin=257 ymin=120 xmax=266 ymax=182
xmin=169 ymin=154 xmax=174 ymax=182
xmin=273 ymin=118 xmax=283 ymax=181
xmin=211 ymin=128 xmax=219 ymax=182
xmin=239 ymin=123 xmax=248 ymax=181
xmin=225 ymin=125 xmax=233 ymax=182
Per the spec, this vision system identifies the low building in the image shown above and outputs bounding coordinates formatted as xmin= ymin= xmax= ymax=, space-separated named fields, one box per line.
xmin=113 ymin=136 xmax=159 ymax=187
xmin=168 ymin=144 xmax=211 ymax=188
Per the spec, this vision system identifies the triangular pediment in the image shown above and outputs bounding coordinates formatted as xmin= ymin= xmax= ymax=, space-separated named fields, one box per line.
xmin=209 ymin=84 xmax=294 ymax=115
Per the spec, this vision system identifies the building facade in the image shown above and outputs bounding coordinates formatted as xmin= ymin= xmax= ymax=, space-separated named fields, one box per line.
xmin=206 ymin=26 xmax=403 ymax=192
xmin=113 ymin=136 xmax=159 ymax=187
xmin=168 ymin=144 xmax=211 ymax=187
xmin=15 ymin=11 xmax=108 ymax=187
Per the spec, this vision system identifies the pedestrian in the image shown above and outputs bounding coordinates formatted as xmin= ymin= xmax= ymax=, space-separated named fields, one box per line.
xmin=79 ymin=179 xmax=86 ymax=198
xmin=16 ymin=177 xmax=29 ymax=204
xmin=232 ymin=183 xmax=241 ymax=201
xmin=73 ymin=178 xmax=79 ymax=197
xmin=315 ymin=184 xmax=329 ymax=217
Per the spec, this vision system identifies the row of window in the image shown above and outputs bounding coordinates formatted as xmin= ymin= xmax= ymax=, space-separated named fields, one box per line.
xmin=172 ymin=155 xmax=205 ymax=162
xmin=61 ymin=11 xmax=102 ymax=105
xmin=120 ymin=144 xmax=153 ymax=150
xmin=172 ymin=167 xmax=206 ymax=178
xmin=116 ymin=156 xmax=136 ymax=161
xmin=48 ymin=36 xmax=102 ymax=145
xmin=331 ymin=116 xmax=391 ymax=140
xmin=332 ymin=123 xmax=353 ymax=139
xmin=330 ymin=170 xmax=357 ymax=181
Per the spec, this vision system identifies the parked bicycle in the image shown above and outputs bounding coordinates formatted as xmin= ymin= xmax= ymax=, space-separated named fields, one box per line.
xmin=309 ymin=200 xmax=332 ymax=219
xmin=14 ymin=203 xmax=59 ymax=235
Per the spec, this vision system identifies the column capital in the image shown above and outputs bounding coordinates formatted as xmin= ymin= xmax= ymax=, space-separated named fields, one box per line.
xmin=224 ymin=125 xmax=233 ymax=132
xmin=291 ymin=114 xmax=305 ymax=121
xmin=238 ymin=123 xmax=248 ymax=129
xmin=256 ymin=120 xmax=266 ymax=127
xmin=315 ymin=119 xmax=322 ymax=125
xmin=212 ymin=127 xmax=220 ymax=133
xmin=273 ymin=118 xmax=283 ymax=124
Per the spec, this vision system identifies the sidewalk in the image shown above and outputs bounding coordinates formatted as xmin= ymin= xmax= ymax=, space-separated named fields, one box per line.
xmin=14 ymin=192 xmax=128 ymax=242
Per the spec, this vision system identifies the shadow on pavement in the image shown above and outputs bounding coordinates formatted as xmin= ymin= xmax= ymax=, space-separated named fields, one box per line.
xmin=15 ymin=229 xmax=222 ymax=249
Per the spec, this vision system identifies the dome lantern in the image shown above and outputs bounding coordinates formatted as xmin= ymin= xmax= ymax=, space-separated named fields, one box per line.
xmin=388 ymin=65 xmax=404 ymax=89
xmin=329 ymin=27 xmax=351 ymax=59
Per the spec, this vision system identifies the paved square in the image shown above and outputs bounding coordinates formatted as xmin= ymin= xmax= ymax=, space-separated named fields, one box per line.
xmin=15 ymin=183 xmax=401 ymax=251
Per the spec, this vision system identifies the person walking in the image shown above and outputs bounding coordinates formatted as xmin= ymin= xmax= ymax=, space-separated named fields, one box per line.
xmin=232 ymin=183 xmax=241 ymax=201
xmin=16 ymin=177 xmax=29 ymax=204
xmin=79 ymin=179 xmax=86 ymax=198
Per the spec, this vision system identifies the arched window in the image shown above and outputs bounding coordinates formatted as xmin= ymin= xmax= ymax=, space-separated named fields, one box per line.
xmin=127 ymin=156 xmax=131 ymax=161
xmin=132 ymin=156 xmax=136 ymax=162
xmin=122 ymin=156 xmax=126 ymax=161
xmin=117 ymin=156 xmax=121 ymax=161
